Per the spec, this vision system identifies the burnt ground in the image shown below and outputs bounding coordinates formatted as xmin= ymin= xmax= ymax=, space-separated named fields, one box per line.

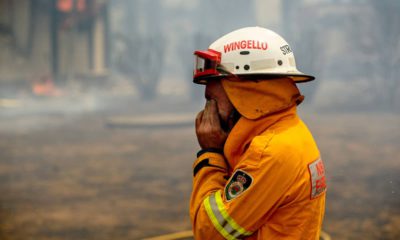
xmin=0 ymin=97 xmax=399 ymax=240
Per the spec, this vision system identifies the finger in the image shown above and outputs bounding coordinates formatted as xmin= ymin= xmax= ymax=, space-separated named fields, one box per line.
xmin=195 ymin=110 xmax=204 ymax=130
xmin=203 ymin=99 xmax=211 ymax=121
xmin=208 ymin=99 xmax=220 ymax=125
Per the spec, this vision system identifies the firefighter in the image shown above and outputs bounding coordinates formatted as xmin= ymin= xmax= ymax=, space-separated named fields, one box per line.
xmin=190 ymin=27 xmax=326 ymax=239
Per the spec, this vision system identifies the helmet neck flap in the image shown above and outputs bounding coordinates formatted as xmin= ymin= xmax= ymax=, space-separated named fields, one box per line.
xmin=221 ymin=77 xmax=304 ymax=120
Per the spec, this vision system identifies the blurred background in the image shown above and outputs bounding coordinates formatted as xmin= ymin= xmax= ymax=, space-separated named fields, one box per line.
xmin=0 ymin=0 xmax=399 ymax=239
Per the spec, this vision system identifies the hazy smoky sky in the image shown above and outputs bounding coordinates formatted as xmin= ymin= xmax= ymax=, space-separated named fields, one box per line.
xmin=0 ymin=0 xmax=399 ymax=112
xmin=109 ymin=0 xmax=399 ymax=112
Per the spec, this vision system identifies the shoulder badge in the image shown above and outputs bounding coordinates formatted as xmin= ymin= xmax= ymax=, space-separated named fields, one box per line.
xmin=225 ymin=170 xmax=253 ymax=201
xmin=308 ymin=158 xmax=327 ymax=199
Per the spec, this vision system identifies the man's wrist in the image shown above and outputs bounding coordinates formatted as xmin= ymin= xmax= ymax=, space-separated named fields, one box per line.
xmin=197 ymin=148 xmax=224 ymax=158
xmin=193 ymin=148 xmax=227 ymax=177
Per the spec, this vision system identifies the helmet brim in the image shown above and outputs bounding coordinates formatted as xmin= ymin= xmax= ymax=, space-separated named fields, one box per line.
xmin=193 ymin=73 xmax=315 ymax=85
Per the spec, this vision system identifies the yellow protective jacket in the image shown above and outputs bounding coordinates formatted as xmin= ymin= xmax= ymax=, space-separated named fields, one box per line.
xmin=190 ymin=106 xmax=326 ymax=240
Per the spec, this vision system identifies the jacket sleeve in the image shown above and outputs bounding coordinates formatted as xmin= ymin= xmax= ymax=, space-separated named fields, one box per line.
xmin=190 ymin=148 xmax=230 ymax=240
xmin=190 ymin=136 xmax=303 ymax=240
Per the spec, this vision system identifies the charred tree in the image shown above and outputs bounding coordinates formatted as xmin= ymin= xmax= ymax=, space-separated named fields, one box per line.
xmin=112 ymin=0 xmax=165 ymax=100
xmin=115 ymin=34 xmax=164 ymax=100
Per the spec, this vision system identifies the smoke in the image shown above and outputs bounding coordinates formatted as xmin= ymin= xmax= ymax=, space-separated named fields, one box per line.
xmin=0 ymin=1 xmax=399 ymax=239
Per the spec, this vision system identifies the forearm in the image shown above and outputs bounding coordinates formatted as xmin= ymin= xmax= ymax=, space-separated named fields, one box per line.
xmin=190 ymin=149 xmax=229 ymax=237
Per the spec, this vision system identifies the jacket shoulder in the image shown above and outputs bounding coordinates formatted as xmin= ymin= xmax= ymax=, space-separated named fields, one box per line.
xmin=241 ymin=131 xmax=275 ymax=166
xmin=261 ymin=119 xmax=320 ymax=166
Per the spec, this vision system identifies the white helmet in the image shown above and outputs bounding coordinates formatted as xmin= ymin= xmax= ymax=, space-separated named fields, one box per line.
xmin=193 ymin=27 xmax=314 ymax=84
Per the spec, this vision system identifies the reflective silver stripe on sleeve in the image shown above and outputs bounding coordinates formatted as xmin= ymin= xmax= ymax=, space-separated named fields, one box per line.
xmin=209 ymin=192 xmax=251 ymax=239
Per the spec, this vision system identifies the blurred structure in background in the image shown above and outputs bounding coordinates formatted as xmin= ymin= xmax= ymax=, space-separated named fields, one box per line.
xmin=51 ymin=0 xmax=110 ymax=82
xmin=0 ymin=0 xmax=110 ymax=97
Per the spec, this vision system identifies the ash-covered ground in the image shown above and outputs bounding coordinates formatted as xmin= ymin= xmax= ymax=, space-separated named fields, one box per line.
xmin=0 ymin=96 xmax=399 ymax=240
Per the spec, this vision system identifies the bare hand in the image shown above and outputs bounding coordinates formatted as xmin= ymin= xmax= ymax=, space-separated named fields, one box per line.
xmin=195 ymin=99 xmax=228 ymax=150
